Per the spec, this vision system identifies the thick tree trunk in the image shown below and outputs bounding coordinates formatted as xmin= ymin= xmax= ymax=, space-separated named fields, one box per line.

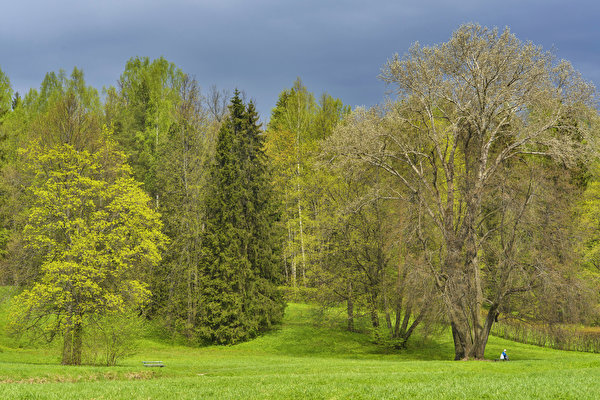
xmin=369 ymin=288 xmax=380 ymax=329
xmin=443 ymin=236 xmax=471 ymax=360
xmin=370 ymin=309 xmax=380 ymax=329
xmin=62 ymin=321 xmax=83 ymax=365
xmin=393 ymin=261 xmax=408 ymax=338
xmin=471 ymin=305 xmax=499 ymax=359
xmin=393 ymin=302 xmax=403 ymax=338
xmin=448 ymin=303 xmax=495 ymax=360
xmin=450 ymin=321 xmax=466 ymax=360
xmin=447 ymin=290 xmax=494 ymax=359
xmin=444 ymin=205 xmax=492 ymax=360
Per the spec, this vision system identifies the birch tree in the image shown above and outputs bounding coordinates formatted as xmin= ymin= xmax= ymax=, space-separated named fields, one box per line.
xmin=155 ymin=75 xmax=217 ymax=335
xmin=266 ymin=79 xmax=348 ymax=287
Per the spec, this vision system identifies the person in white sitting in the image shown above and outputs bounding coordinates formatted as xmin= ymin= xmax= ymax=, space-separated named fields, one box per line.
xmin=500 ymin=349 xmax=509 ymax=361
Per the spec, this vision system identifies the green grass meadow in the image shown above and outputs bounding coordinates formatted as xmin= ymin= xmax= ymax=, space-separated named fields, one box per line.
xmin=1 ymin=292 xmax=599 ymax=399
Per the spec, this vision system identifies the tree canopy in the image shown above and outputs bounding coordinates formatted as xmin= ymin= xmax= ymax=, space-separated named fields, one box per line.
xmin=9 ymin=136 xmax=166 ymax=365
xmin=327 ymin=24 xmax=598 ymax=359
xmin=0 ymin=25 xmax=599 ymax=363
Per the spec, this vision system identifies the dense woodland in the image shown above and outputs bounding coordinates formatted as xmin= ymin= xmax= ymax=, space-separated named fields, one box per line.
xmin=1 ymin=24 xmax=600 ymax=364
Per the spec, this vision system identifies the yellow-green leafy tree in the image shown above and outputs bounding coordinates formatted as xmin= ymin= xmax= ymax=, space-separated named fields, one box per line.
xmin=265 ymin=79 xmax=349 ymax=287
xmin=9 ymin=133 xmax=166 ymax=365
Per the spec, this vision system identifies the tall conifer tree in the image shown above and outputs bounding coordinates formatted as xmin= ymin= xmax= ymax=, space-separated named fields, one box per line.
xmin=198 ymin=91 xmax=283 ymax=344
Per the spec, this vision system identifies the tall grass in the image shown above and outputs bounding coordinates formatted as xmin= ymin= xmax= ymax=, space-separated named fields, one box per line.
xmin=492 ymin=320 xmax=600 ymax=353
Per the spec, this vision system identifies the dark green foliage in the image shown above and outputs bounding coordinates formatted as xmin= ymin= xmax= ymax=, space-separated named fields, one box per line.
xmin=198 ymin=91 xmax=284 ymax=344
xmin=11 ymin=92 xmax=21 ymax=111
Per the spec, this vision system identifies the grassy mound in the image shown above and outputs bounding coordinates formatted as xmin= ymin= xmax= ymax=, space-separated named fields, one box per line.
xmin=0 ymin=297 xmax=599 ymax=399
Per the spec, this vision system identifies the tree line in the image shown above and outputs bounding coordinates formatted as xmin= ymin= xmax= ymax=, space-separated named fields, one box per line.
xmin=1 ymin=24 xmax=599 ymax=364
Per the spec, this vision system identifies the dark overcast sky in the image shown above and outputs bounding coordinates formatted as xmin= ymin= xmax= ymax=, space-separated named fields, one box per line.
xmin=1 ymin=0 xmax=599 ymax=119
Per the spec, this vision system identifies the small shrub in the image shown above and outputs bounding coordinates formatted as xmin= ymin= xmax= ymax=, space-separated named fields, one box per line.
xmin=83 ymin=311 xmax=145 ymax=366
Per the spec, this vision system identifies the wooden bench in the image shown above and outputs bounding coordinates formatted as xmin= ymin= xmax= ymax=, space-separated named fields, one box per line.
xmin=142 ymin=361 xmax=165 ymax=367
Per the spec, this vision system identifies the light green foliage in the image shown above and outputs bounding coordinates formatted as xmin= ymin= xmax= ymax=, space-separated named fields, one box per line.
xmin=581 ymin=172 xmax=600 ymax=263
xmin=578 ymin=170 xmax=600 ymax=302
xmin=0 ymin=69 xmax=19 ymax=280
xmin=23 ymin=68 xmax=100 ymax=117
xmin=0 ymin=68 xmax=104 ymax=287
xmin=105 ymin=59 xmax=201 ymax=321
xmin=150 ymin=76 xmax=216 ymax=331
xmin=106 ymin=56 xmax=184 ymax=199
xmin=0 ymin=65 xmax=14 ymax=173
xmin=0 ymin=66 xmax=12 ymax=120
xmin=266 ymin=78 xmax=349 ymax=286
xmin=8 ymin=136 xmax=166 ymax=364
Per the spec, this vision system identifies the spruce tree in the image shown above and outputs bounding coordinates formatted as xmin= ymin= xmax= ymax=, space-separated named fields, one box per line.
xmin=198 ymin=91 xmax=284 ymax=344
xmin=241 ymin=101 xmax=285 ymax=331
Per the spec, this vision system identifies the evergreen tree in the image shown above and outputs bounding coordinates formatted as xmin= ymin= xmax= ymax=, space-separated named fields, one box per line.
xmin=241 ymin=101 xmax=285 ymax=330
xmin=198 ymin=91 xmax=284 ymax=344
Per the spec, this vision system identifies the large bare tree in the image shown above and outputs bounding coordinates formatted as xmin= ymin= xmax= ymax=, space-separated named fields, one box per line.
xmin=328 ymin=24 xmax=597 ymax=359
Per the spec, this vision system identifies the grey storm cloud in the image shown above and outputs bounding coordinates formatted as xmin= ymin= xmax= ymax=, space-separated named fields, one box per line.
xmin=1 ymin=0 xmax=599 ymax=118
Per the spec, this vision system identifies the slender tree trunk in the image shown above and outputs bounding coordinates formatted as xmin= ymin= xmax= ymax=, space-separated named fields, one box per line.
xmin=297 ymin=174 xmax=306 ymax=286
xmin=347 ymin=281 xmax=355 ymax=332
xmin=400 ymin=306 xmax=428 ymax=348
xmin=393 ymin=301 xmax=403 ymax=338
xmin=370 ymin=300 xmax=380 ymax=329
xmin=383 ymin=291 xmax=393 ymax=333
xmin=400 ymin=301 xmax=412 ymax=336
xmin=193 ymin=261 xmax=198 ymax=324
xmin=285 ymin=187 xmax=296 ymax=287
xmin=294 ymin=107 xmax=307 ymax=286
xmin=393 ymin=260 xmax=409 ymax=338
xmin=288 ymin=220 xmax=296 ymax=287
xmin=283 ymin=250 xmax=289 ymax=283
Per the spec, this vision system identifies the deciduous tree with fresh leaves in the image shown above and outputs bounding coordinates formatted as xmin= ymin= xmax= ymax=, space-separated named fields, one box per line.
xmin=9 ymin=136 xmax=166 ymax=365
xmin=328 ymin=24 xmax=597 ymax=359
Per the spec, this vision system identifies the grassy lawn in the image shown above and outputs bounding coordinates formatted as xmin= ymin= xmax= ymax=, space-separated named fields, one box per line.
xmin=0 ymin=294 xmax=599 ymax=399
